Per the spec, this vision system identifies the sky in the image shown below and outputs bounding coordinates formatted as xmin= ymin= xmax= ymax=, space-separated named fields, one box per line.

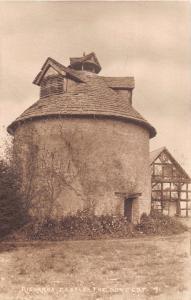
xmin=0 ymin=1 xmax=191 ymax=174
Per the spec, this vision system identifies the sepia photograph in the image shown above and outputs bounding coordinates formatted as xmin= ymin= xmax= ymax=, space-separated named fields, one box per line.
xmin=0 ymin=1 xmax=191 ymax=299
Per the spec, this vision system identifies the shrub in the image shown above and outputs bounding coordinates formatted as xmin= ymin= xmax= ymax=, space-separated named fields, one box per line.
xmin=0 ymin=159 xmax=26 ymax=238
xmin=136 ymin=210 xmax=187 ymax=235
xmin=4 ymin=209 xmax=188 ymax=241
xmin=7 ymin=210 xmax=135 ymax=241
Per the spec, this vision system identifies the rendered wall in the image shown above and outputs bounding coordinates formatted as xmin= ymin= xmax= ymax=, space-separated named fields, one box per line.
xmin=13 ymin=117 xmax=151 ymax=223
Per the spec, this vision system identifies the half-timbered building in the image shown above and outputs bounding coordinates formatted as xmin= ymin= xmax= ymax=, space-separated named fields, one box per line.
xmin=150 ymin=147 xmax=191 ymax=217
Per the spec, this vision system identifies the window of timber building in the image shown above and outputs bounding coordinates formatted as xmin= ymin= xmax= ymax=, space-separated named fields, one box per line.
xmin=163 ymin=165 xmax=173 ymax=178
xmin=151 ymin=181 xmax=191 ymax=217
xmin=40 ymin=75 xmax=64 ymax=98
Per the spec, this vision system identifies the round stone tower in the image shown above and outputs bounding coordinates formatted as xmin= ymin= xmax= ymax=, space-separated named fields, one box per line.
xmin=8 ymin=52 xmax=156 ymax=223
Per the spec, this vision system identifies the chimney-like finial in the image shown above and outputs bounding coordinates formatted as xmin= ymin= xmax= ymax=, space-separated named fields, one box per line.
xmin=83 ymin=52 xmax=86 ymax=57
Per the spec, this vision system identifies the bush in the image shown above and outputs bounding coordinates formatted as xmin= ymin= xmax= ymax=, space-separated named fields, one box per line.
xmin=4 ymin=209 xmax=188 ymax=241
xmin=0 ymin=159 xmax=26 ymax=238
xmin=136 ymin=210 xmax=188 ymax=235
xmin=7 ymin=210 xmax=135 ymax=241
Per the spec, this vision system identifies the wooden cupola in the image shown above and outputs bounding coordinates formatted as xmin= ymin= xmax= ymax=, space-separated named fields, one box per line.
xmin=68 ymin=52 xmax=101 ymax=74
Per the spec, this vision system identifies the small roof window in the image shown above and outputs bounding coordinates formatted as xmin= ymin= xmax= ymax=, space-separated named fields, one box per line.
xmin=40 ymin=75 xmax=64 ymax=98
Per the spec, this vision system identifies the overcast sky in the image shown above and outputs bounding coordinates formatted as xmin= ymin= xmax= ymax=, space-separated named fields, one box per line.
xmin=0 ymin=1 xmax=191 ymax=174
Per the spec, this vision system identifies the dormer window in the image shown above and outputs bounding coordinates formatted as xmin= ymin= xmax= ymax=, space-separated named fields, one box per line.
xmin=40 ymin=75 xmax=64 ymax=98
xmin=112 ymin=89 xmax=132 ymax=105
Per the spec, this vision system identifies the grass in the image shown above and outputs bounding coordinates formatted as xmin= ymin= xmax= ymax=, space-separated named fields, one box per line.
xmin=0 ymin=232 xmax=190 ymax=300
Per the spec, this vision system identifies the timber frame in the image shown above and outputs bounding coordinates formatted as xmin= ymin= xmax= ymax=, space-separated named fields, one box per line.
xmin=150 ymin=147 xmax=191 ymax=217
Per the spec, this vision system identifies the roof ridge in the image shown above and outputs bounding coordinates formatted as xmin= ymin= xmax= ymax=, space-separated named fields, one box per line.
xmin=102 ymin=76 xmax=135 ymax=89
xmin=33 ymin=57 xmax=84 ymax=86
xmin=150 ymin=146 xmax=166 ymax=154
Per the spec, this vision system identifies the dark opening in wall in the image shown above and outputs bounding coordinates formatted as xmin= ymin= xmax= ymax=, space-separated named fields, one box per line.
xmin=124 ymin=197 xmax=133 ymax=222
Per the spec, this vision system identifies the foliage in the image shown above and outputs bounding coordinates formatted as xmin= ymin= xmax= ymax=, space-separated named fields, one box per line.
xmin=7 ymin=210 xmax=135 ymax=240
xmin=0 ymin=158 xmax=27 ymax=238
xmin=5 ymin=209 xmax=188 ymax=241
xmin=136 ymin=210 xmax=188 ymax=235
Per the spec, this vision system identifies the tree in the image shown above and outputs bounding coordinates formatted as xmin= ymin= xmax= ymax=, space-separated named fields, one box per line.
xmin=0 ymin=152 xmax=26 ymax=238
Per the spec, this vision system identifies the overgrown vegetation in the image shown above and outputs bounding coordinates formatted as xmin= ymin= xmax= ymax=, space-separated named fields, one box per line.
xmin=0 ymin=159 xmax=26 ymax=238
xmin=5 ymin=209 xmax=187 ymax=241
xmin=8 ymin=210 xmax=134 ymax=240
xmin=0 ymin=135 xmax=27 ymax=239
xmin=136 ymin=210 xmax=187 ymax=235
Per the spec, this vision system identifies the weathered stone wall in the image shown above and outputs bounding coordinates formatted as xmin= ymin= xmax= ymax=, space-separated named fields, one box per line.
xmin=13 ymin=117 xmax=151 ymax=223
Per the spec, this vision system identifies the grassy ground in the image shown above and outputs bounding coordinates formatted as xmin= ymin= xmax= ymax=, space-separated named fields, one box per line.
xmin=0 ymin=232 xmax=191 ymax=300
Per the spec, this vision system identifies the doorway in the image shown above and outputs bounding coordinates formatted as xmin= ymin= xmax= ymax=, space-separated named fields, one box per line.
xmin=124 ymin=197 xmax=134 ymax=222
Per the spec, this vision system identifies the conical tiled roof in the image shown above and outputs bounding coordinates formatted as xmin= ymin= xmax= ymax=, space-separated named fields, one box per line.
xmin=7 ymin=57 xmax=156 ymax=138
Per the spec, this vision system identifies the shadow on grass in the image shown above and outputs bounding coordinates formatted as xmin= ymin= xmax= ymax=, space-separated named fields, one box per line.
xmin=0 ymin=242 xmax=18 ymax=253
